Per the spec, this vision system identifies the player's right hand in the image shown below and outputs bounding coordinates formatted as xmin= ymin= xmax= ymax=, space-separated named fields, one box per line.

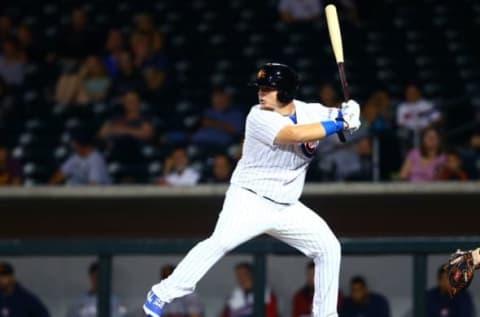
xmin=341 ymin=100 xmax=361 ymax=133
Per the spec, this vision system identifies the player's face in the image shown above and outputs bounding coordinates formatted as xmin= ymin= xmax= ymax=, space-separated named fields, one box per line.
xmin=258 ymin=86 xmax=280 ymax=110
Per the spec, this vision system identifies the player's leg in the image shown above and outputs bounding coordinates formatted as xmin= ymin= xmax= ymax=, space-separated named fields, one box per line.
xmin=267 ymin=202 xmax=341 ymax=317
xmin=145 ymin=186 xmax=274 ymax=316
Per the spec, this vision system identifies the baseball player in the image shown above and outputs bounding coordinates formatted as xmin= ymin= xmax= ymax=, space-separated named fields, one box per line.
xmin=144 ymin=63 xmax=361 ymax=317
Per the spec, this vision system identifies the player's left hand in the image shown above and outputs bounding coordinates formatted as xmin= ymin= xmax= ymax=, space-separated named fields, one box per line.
xmin=341 ymin=100 xmax=361 ymax=133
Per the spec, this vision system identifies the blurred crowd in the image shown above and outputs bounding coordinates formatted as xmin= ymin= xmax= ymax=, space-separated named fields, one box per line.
xmin=0 ymin=3 xmax=479 ymax=186
xmin=0 ymin=260 xmax=475 ymax=317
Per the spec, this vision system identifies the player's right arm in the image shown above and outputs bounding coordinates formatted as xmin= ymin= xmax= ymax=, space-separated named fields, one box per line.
xmin=275 ymin=100 xmax=361 ymax=144
xmin=275 ymin=122 xmax=331 ymax=144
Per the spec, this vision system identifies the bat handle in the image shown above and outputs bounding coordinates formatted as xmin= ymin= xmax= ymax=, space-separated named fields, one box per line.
xmin=337 ymin=63 xmax=349 ymax=143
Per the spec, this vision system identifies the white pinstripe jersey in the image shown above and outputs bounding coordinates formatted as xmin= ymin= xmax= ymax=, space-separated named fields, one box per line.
xmin=230 ymin=99 xmax=339 ymax=204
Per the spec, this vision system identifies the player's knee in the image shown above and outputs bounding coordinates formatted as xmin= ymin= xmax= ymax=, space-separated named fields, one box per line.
xmin=331 ymin=236 xmax=341 ymax=258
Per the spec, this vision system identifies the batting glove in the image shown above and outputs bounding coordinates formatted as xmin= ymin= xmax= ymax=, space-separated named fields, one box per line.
xmin=341 ymin=99 xmax=361 ymax=133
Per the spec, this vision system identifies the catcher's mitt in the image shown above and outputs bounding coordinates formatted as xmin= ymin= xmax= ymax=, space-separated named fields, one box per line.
xmin=444 ymin=250 xmax=476 ymax=296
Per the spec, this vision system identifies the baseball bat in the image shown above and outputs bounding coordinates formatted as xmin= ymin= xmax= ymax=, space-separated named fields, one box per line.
xmin=325 ymin=4 xmax=348 ymax=143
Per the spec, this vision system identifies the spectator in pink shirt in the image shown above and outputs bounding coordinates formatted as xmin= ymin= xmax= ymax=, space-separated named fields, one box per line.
xmin=399 ymin=127 xmax=445 ymax=182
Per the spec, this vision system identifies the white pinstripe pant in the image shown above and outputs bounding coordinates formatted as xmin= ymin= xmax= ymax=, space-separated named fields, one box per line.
xmin=151 ymin=185 xmax=341 ymax=317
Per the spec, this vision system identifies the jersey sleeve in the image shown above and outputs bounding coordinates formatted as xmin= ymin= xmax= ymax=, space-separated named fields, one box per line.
xmin=246 ymin=107 xmax=292 ymax=146
xmin=308 ymin=103 xmax=341 ymax=121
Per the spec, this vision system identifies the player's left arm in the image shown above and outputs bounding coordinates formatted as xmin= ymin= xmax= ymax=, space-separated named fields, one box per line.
xmin=275 ymin=100 xmax=360 ymax=144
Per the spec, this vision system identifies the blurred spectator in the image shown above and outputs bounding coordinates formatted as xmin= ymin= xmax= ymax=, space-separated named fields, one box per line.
xmin=339 ymin=276 xmax=390 ymax=317
xmin=426 ymin=266 xmax=475 ymax=317
xmin=49 ymin=131 xmax=111 ymax=185
xmin=109 ymin=51 xmax=143 ymax=100
xmin=142 ymin=67 xmax=174 ymax=113
xmin=99 ymin=91 xmax=153 ymax=161
xmin=0 ymin=261 xmax=50 ymax=317
xmin=467 ymin=129 xmax=480 ymax=178
xmin=318 ymin=83 xmax=340 ymax=108
xmin=77 ymin=55 xmax=111 ymax=104
xmin=55 ymin=55 xmax=111 ymax=105
xmin=278 ymin=0 xmax=322 ymax=24
xmin=0 ymin=16 xmax=13 ymax=42
xmin=57 ymin=7 xmax=99 ymax=61
xmin=192 ymin=86 xmax=244 ymax=148
xmin=437 ymin=149 xmax=468 ymax=181
xmin=201 ymin=154 xmax=232 ymax=183
xmin=67 ymin=261 xmax=126 ymax=317
xmin=292 ymin=260 xmax=344 ymax=317
xmin=103 ymin=29 xmax=126 ymax=77
xmin=130 ymin=22 xmax=167 ymax=73
xmin=0 ymin=143 xmax=22 ymax=185
xmin=292 ymin=260 xmax=314 ymax=317
xmin=0 ymin=37 xmax=26 ymax=86
xmin=399 ymin=127 xmax=445 ymax=182
xmin=159 ymin=264 xmax=204 ymax=317
xmin=363 ymin=89 xmax=401 ymax=180
xmin=396 ymin=83 xmax=442 ymax=148
xmin=0 ymin=78 xmax=15 ymax=125
xmin=131 ymin=14 xmax=165 ymax=55
xmin=159 ymin=147 xmax=200 ymax=186
xmin=221 ymin=262 xmax=278 ymax=317
xmin=17 ymin=24 xmax=43 ymax=63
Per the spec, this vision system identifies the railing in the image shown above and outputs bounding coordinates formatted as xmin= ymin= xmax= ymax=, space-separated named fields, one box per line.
xmin=1 ymin=237 xmax=479 ymax=317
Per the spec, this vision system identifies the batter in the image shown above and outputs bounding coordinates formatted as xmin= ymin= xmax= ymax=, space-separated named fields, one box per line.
xmin=144 ymin=63 xmax=361 ymax=317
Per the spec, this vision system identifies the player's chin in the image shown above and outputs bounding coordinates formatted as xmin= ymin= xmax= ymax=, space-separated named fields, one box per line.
xmin=259 ymin=102 xmax=274 ymax=110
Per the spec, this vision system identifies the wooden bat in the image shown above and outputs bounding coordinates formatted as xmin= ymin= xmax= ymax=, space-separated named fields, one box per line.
xmin=325 ymin=4 xmax=348 ymax=143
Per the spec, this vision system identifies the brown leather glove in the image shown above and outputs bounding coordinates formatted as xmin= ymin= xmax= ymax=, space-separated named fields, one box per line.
xmin=444 ymin=250 xmax=477 ymax=296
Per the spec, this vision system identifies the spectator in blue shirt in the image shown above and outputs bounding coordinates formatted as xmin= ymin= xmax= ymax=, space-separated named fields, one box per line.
xmin=426 ymin=266 xmax=475 ymax=317
xmin=192 ymin=86 xmax=244 ymax=148
xmin=0 ymin=262 xmax=50 ymax=317
xmin=339 ymin=276 xmax=390 ymax=317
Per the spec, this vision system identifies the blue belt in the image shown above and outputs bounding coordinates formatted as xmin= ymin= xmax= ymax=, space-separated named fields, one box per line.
xmin=242 ymin=187 xmax=291 ymax=206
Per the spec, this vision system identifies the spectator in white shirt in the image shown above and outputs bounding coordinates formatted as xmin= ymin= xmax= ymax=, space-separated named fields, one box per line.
xmin=50 ymin=131 xmax=111 ymax=185
xmin=158 ymin=147 xmax=200 ymax=186
xmin=278 ymin=0 xmax=322 ymax=24
xmin=396 ymin=83 xmax=442 ymax=148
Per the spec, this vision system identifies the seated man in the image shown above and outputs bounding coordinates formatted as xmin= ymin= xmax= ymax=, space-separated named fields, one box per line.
xmin=68 ymin=261 xmax=126 ymax=317
xmin=426 ymin=266 xmax=475 ymax=317
xmin=0 ymin=262 xmax=50 ymax=317
xmin=201 ymin=154 xmax=232 ymax=184
xmin=158 ymin=147 xmax=200 ymax=186
xmin=339 ymin=276 xmax=390 ymax=317
xmin=98 ymin=91 xmax=154 ymax=162
xmin=191 ymin=86 xmax=244 ymax=148
xmin=221 ymin=262 xmax=278 ymax=317
xmin=50 ymin=131 xmax=111 ymax=185
xmin=159 ymin=264 xmax=204 ymax=317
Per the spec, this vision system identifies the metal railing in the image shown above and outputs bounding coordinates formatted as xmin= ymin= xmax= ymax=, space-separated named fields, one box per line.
xmin=0 ymin=237 xmax=479 ymax=317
